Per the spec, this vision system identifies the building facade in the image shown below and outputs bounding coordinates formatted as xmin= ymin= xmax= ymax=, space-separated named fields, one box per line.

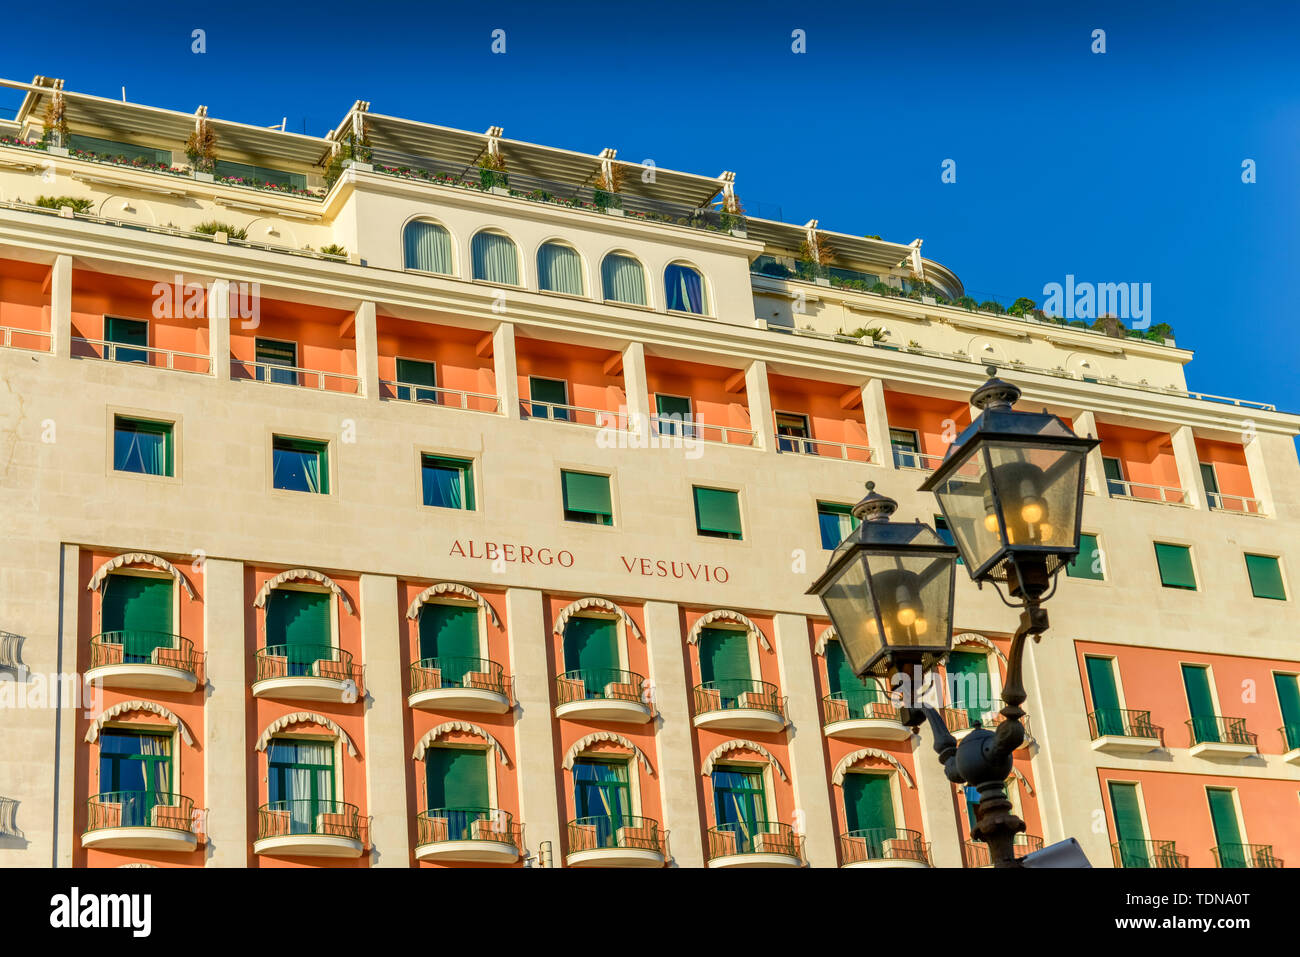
xmin=0 ymin=74 xmax=1296 ymax=869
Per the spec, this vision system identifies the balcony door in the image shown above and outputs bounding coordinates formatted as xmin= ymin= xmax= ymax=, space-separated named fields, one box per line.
xmin=698 ymin=627 xmax=750 ymax=708
xmin=101 ymin=573 xmax=173 ymax=663
xmin=889 ymin=427 xmax=920 ymax=468
xmin=572 ymin=758 xmax=630 ymax=846
xmin=1181 ymin=664 xmax=1219 ymax=743
xmin=1085 ymin=656 xmax=1125 ymax=736
xmin=1275 ymin=674 xmax=1300 ymax=752
xmin=562 ymin=617 xmax=619 ymax=697
xmin=418 ymin=603 xmax=480 ymax=687
xmin=1199 ymin=463 xmax=1221 ymax=508
xmin=843 ymin=772 xmax=894 ymax=855
xmin=827 ymin=638 xmax=878 ymax=718
xmin=395 ymin=358 xmax=438 ymax=403
xmin=1108 ymin=781 xmax=1150 ymax=867
xmin=1206 ymin=788 xmax=1245 ymax=868
xmin=654 ymin=394 xmax=693 ymax=437
xmin=1102 ymin=456 xmax=1126 ymax=495
xmin=99 ymin=729 xmax=172 ymax=826
xmin=426 ymin=747 xmax=490 ymax=839
xmin=105 ymin=316 xmax=148 ymax=364
xmin=528 ymin=376 xmax=570 ymax=421
xmin=948 ymin=650 xmax=994 ymax=725
xmin=775 ymin=412 xmax=811 ymax=453
xmin=712 ymin=765 xmax=766 ymax=852
xmin=266 ymin=589 xmax=332 ymax=677
xmin=267 ymin=739 xmax=334 ymax=834
xmin=255 ymin=338 xmax=298 ymax=385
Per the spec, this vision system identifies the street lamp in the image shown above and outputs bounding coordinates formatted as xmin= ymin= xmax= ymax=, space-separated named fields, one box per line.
xmin=808 ymin=367 xmax=1098 ymax=868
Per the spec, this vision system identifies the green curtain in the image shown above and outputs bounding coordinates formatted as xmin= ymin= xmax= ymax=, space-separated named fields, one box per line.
xmin=404 ymin=221 xmax=454 ymax=275
xmin=538 ymin=243 xmax=583 ymax=295
xmin=601 ymin=253 xmax=647 ymax=305
xmin=422 ymin=457 xmax=469 ymax=509
xmin=471 ymin=232 xmax=519 ymax=284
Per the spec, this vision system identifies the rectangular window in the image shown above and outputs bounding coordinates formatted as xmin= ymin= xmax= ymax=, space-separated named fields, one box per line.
xmin=694 ymin=486 xmax=742 ymax=540
xmin=1085 ymin=656 xmax=1125 ymax=736
xmin=561 ymin=470 xmax=613 ymax=526
xmin=843 ymin=772 xmax=895 ymax=836
xmin=421 ymin=455 xmax=474 ymax=510
xmin=1154 ymin=543 xmax=1196 ymax=590
xmin=1200 ymin=462 xmax=1221 ymax=508
xmin=272 ymin=436 xmax=329 ymax=494
xmin=775 ymin=412 xmax=810 ymax=453
xmin=1108 ymin=781 xmax=1150 ymax=867
xmin=817 ymin=502 xmax=857 ymax=550
xmin=890 ymin=427 xmax=921 ymax=468
xmin=933 ymin=515 xmax=964 ymax=565
xmin=395 ymin=358 xmax=437 ymax=403
xmin=528 ymin=376 xmax=570 ymax=421
xmin=1274 ymin=673 xmax=1300 ymax=752
xmin=1182 ymin=663 xmax=1219 ymax=743
xmin=418 ymin=603 xmax=481 ymax=674
xmin=654 ymin=394 xmax=694 ymax=437
xmin=712 ymin=765 xmax=768 ymax=839
xmin=1065 ymin=533 xmax=1104 ymax=580
xmin=1206 ymin=788 xmax=1245 ymax=867
xmin=69 ymin=134 xmax=173 ymax=167
xmin=425 ymin=747 xmax=489 ymax=810
xmin=105 ymin=316 xmax=148 ymax=364
xmin=256 ymin=338 xmax=298 ymax=385
xmin=213 ymin=159 xmax=307 ymax=190
xmin=1245 ymin=554 xmax=1286 ymax=600
xmin=102 ymin=573 xmax=174 ymax=662
xmin=113 ymin=416 xmax=174 ymax=477
xmin=1103 ymin=456 xmax=1126 ymax=496
xmin=98 ymin=729 xmax=173 ymax=825
xmin=573 ymin=758 xmax=630 ymax=832
xmin=267 ymin=739 xmax=334 ymax=831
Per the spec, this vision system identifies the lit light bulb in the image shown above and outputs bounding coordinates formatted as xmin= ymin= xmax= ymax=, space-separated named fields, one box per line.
xmin=983 ymin=513 xmax=999 ymax=533
xmin=1021 ymin=501 xmax=1044 ymax=523
xmin=896 ymin=607 xmax=917 ymax=627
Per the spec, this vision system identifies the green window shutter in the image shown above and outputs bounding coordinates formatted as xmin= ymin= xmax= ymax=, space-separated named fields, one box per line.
xmin=561 ymin=471 xmax=613 ymax=524
xmin=563 ymin=617 xmax=619 ymax=675
xmin=699 ymin=628 xmax=750 ymax=684
xmin=1199 ymin=463 xmax=1220 ymax=495
xmin=694 ymin=487 xmax=742 ymax=538
xmin=1085 ymin=656 xmax=1124 ymax=735
xmin=1206 ymin=789 xmax=1243 ymax=864
xmin=267 ymin=590 xmax=331 ymax=649
xmin=1154 ymin=544 xmax=1196 ymax=590
xmin=843 ymin=773 xmax=895 ymax=834
xmin=1066 ymin=533 xmax=1103 ymax=580
xmin=1108 ymin=782 xmax=1148 ymax=865
xmin=395 ymin=358 xmax=437 ymax=402
xmin=1181 ymin=664 xmax=1218 ymax=744
xmin=1274 ymin=674 xmax=1300 ymax=750
xmin=655 ymin=394 xmax=691 ymax=417
xmin=425 ymin=748 xmax=489 ymax=809
xmin=418 ymin=603 xmax=480 ymax=662
xmin=826 ymin=639 xmax=876 ymax=703
xmin=102 ymin=575 xmax=174 ymax=661
xmin=1245 ymin=554 xmax=1286 ymax=600
xmin=948 ymin=650 xmax=992 ymax=723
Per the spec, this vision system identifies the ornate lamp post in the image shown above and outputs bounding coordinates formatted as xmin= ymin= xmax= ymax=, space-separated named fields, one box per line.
xmin=809 ymin=368 xmax=1098 ymax=868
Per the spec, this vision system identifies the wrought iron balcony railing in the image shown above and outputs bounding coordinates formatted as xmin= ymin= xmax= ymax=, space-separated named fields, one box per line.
xmin=707 ymin=820 xmax=801 ymax=860
xmin=89 ymin=631 xmax=198 ymax=675
xmin=1111 ymin=838 xmax=1188 ymax=869
xmin=567 ymin=815 xmax=662 ymax=854
xmin=257 ymin=799 xmax=361 ymax=841
xmin=694 ymin=679 xmax=784 ymax=719
xmin=555 ymin=668 xmax=647 ymax=706
xmin=1087 ymin=708 xmax=1164 ymax=743
xmin=410 ymin=656 xmax=508 ymax=697
xmin=256 ymin=644 xmax=357 ymax=685
xmin=822 ymin=692 xmax=901 ymax=725
xmin=86 ymin=791 xmax=196 ymax=834
xmin=1212 ymin=843 xmax=1282 ymax=869
xmin=1186 ymin=715 xmax=1256 ymax=749
xmin=964 ymin=833 xmax=1043 ymax=867
xmin=416 ymin=807 xmax=520 ymax=848
xmin=841 ymin=827 xmax=930 ymax=865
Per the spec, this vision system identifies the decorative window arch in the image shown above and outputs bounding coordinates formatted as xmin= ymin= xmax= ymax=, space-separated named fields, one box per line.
xmin=402 ymin=218 xmax=454 ymax=275
xmin=256 ymin=711 xmax=357 ymax=757
xmin=85 ymin=700 xmax=194 ymax=747
xmin=832 ymin=748 xmax=915 ymax=788
xmin=536 ymin=239 xmax=584 ymax=296
xmin=553 ymin=597 xmax=643 ymax=641
xmin=562 ymin=732 xmax=653 ymax=775
xmin=664 ymin=261 xmax=708 ymax=315
xmin=406 ymin=582 xmax=501 ymax=629
xmin=470 ymin=229 xmax=520 ymax=285
xmin=688 ymin=610 xmax=770 ymax=652
xmin=87 ymin=552 xmax=197 ymax=601
xmin=814 ymin=624 xmax=836 ymax=656
xmin=700 ymin=739 xmax=786 ymax=781
xmin=600 ymin=251 xmax=647 ymax=306
xmin=951 ymin=633 xmax=1007 ymax=664
xmin=254 ymin=569 xmax=354 ymax=615
xmin=1009 ymin=766 xmax=1035 ymax=796
xmin=413 ymin=721 xmax=510 ymax=766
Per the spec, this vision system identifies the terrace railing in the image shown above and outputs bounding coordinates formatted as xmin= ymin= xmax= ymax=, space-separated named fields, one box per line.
xmin=1106 ymin=479 xmax=1190 ymax=506
xmin=692 ymin=678 xmax=785 ymax=720
xmin=232 ymin=358 xmax=360 ymax=394
xmin=1211 ymin=844 xmax=1282 ymax=869
xmin=89 ymin=631 xmax=198 ymax=676
xmin=520 ymin=400 xmax=628 ymax=430
xmin=841 ymin=827 xmax=930 ymax=866
xmin=71 ymin=336 xmax=210 ymax=373
xmin=567 ymin=814 xmax=663 ymax=854
xmin=1087 ymin=708 xmax=1164 ymax=744
xmin=380 ymin=380 xmax=500 ymax=414
xmin=776 ymin=433 xmax=875 ymax=463
xmin=0 ymin=325 xmax=51 ymax=353
xmin=1187 ymin=715 xmax=1256 ymax=748
xmin=410 ymin=656 xmax=508 ymax=698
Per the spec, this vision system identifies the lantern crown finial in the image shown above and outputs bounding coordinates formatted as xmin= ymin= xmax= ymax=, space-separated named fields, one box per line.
xmin=971 ymin=365 xmax=1022 ymax=412
xmin=853 ymin=481 xmax=898 ymax=522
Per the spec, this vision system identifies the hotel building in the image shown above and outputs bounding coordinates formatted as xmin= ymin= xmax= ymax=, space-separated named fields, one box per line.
xmin=0 ymin=74 xmax=1296 ymax=870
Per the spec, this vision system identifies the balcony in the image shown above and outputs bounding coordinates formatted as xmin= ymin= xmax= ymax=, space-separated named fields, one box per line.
xmin=650 ymin=414 xmax=756 ymax=447
xmin=943 ymin=709 xmax=1031 ymax=750
xmin=565 ymin=815 xmax=665 ymax=868
xmin=707 ymin=821 xmax=802 ymax=868
xmin=822 ymin=695 xmax=911 ymax=742
xmin=963 ymin=833 xmax=1043 ymax=868
xmin=1088 ymin=709 xmax=1165 ymax=755
xmin=1111 ymin=839 xmax=1188 ymax=869
xmin=253 ymin=645 xmax=359 ymax=703
xmin=408 ymin=657 xmax=510 ymax=714
xmin=891 ymin=445 xmax=946 ymax=472
xmin=86 ymin=632 xmax=198 ymax=692
xmin=1186 ymin=716 xmax=1258 ymax=759
xmin=1282 ymin=725 xmax=1300 ymax=765
xmin=522 ymin=400 xmax=629 ymax=431
xmin=1212 ymin=843 xmax=1283 ymax=869
xmin=414 ymin=807 xmax=521 ymax=864
xmin=841 ymin=828 xmax=931 ymax=868
xmin=776 ymin=434 xmax=875 ymax=464
xmin=82 ymin=791 xmax=198 ymax=852
xmin=1205 ymin=491 xmax=1264 ymax=516
xmin=692 ymin=679 xmax=786 ymax=732
xmin=254 ymin=800 xmax=364 ymax=859
xmin=71 ymin=336 xmax=211 ymax=374
xmin=381 ymin=381 xmax=500 ymax=414
xmin=554 ymin=668 xmax=651 ymax=724
xmin=1106 ymin=478 xmax=1190 ymax=507
xmin=231 ymin=358 xmax=360 ymax=394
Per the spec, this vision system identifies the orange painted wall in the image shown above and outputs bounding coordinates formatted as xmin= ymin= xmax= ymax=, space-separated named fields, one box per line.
xmin=0 ymin=257 xmax=50 ymax=344
xmin=645 ymin=356 xmax=752 ymax=436
xmin=400 ymin=581 xmax=520 ymax=868
xmin=245 ymin=566 xmax=368 ymax=868
xmin=1076 ymin=641 xmax=1298 ymax=755
xmin=1195 ymin=438 xmax=1255 ymax=499
xmin=768 ymin=373 xmax=870 ymax=449
xmin=516 ymin=338 xmax=626 ymax=414
xmin=377 ymin=315 xmax=496 ymax=401
xmin=1099 ymin=768 xmax=1300 ymax=868
xmin=229 ymin=297 xmax=355 ymax=378
xmin=74 ymin=548 xmax=207 ymax=868
xmin=1096 ymin=422 xmax=1181 ymax=489
xmin=883 ymin=389 xmax=972 ymax=459
xmin=71 ymin=269 xmax=209 ymax=368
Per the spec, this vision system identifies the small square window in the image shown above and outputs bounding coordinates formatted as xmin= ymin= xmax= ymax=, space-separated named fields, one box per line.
xmin=1066 ymin=533 xmax=1104 ymax=580
xmin=422 ymin=455 xmax=474 ymax=510
xmin=693 ymin=486 xmax=742 ymax=540
xmin=256 ymin=338 xmax=298 ymax=385
xmin=1245 ymin=554 xmax=1286 ymax=601
xmin=273 ymin=437 xmax=329 ymax=494
xmin=816 ymin=502 xmax=856 ymax=550
xmin=113 ymin=416 xmax=173 ymax=477
xmin=1154 ymin=543 xmax=1196 ymax=590
xmin=561 ymin=470 xmax=613 ymax=525
xmin=105 ymin=316 xmax=148 ymax=364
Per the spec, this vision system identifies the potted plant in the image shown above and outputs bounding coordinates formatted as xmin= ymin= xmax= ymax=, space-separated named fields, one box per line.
xmin=477 ymin=152 xmax=509 ymax=193
xmin=41 ymin=93 xmax=70 ymax=154
xmin=798 ymin=231 xmax=835 ymax=286
xmin=186 ymin=117 xmax=217 ymax=180
xmin=592 ymin=164 xmax=625 ymax=215
xmin=719 ymin=193 xmax=746 ymax=237
xmin=324 ymin=121 xmax=374 ymax=188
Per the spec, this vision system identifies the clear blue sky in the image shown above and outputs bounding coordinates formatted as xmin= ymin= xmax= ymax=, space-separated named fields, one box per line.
xmin=2 ymin=0 xmax=1296 ymax=417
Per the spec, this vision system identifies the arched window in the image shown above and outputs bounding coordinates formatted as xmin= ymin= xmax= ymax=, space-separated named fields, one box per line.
xmin=537 ymin=241 xmax=584 ymax=296
xmin=601 ymin=252 xmax=647 ymax=306
xmin=403 ymin=220 xmax=454 ymax=275
xmin=471 ymin=231 xmax=520 ymax=285
xmin=664 ymin=262 xmax=707 ymax=314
